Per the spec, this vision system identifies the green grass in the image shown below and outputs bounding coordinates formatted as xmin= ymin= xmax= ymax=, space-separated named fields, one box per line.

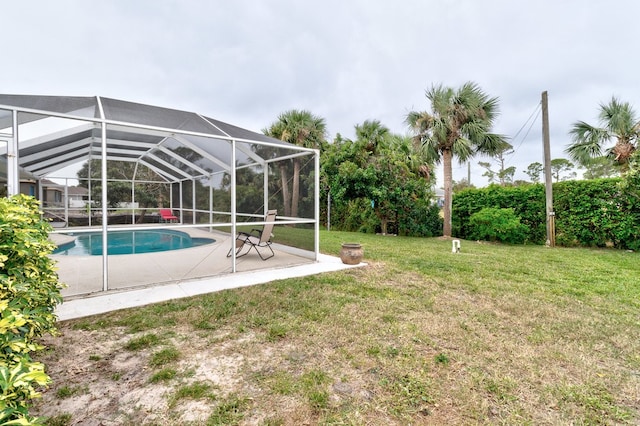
xmin=206 ymin=394 xmax=249 ymax=425
xmin=39 ymin=231 xmax=640 ymax=424
xmin=150 ymin=368 xmax=177 ymax=383
xmin=221 ymin=223 xmax=315 ymax=251
xmin=124 ymin=333 xmax=161 ymax=351
xmin=44 ymin=413 xmax=72 ymax=426
xmin=149 ymin=346 xmax=181 ymax=367
xmin=55 ymin=385 xmax=87 ymax=399
xmin=169 ymin=381 xmax=217 ymax=409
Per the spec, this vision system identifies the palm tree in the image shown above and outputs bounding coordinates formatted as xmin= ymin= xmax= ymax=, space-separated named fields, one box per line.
xmin=406 ymin=82 xmax=506 ymax=237
xmin=264 ymin=110 xmax=327 ymax=217
xmin=566 ymin=97 xmax=640 ymax=173
xmin=388 ymin=133 xmax=433 ymax=181
xmin=355 ymin=119 xmax=390 ymax=155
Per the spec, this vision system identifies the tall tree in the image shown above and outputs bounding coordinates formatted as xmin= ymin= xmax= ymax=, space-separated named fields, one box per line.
xmin=566 ymin=97 xmax=640 ymax=173
xmin=481 ymin=140 xmax=514 ymax=185
xmin=355 ymin=119 xmax=390 ymax=155
xmin=264 ymin=110 xmax=327 ymax=217
xmin=478 ymin=161 xmax=498 ymax=184
xmin=479 ymin=161 xmax=516 ymax=185
xmin=452 ymin=178 xmax=475 ymax=192
xmin=321 ymin=124 xmax=436 ymax=236
xmin=478 ymin=141 xmax=515 ymax=186
xmin=550 ymin=158 xmax=577 ymax=182
xmin=406 ymin=82 xmax=507 ymax=237
xmin=525 ymin=162 xmax=543 ymax=183
xmin=582 ymin=156 xmax=620 ymax=179
xmin=77 ymin=159 xmax=169 ymax=223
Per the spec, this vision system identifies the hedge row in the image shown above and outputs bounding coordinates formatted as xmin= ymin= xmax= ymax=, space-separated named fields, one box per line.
xmin=0 ymin=195 xmax=64 ymax=424
xmin=452 ymin=178 xmax=640 ymax=250
xmin=325 ymin=197 xmax=443 ymax=237
xmin=452 ymin=184 xmax=546 ymax=244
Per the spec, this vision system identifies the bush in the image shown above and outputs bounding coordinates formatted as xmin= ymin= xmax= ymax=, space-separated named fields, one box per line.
xmin=468 ymin=207 xmax=528 ymax=244
xmin=326 ymin=197 xmax=442 ymax=237
xmin=554 ymin=178 xmax=640 ymax=250
xmin=0 ymin=195 xmax=64 ymax=424
xmin=397 ymin=201 xmax=443 ymax=237
xmin=453 ymin=180 xmax=640 ymax=250
xmin=453 ymin=184 xmax=546 ymax=244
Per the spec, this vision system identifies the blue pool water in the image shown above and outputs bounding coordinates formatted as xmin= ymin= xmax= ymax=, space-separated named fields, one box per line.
xmin=53 ymin=230 xmax=216 ymax=256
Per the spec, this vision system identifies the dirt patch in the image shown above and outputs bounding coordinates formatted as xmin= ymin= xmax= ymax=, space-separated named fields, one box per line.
xmin=32 ymin=326 xmax=250 ymax=424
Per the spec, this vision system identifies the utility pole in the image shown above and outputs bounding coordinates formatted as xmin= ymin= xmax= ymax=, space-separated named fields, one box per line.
xmin=467 ymin=162 xmax=471 ymax=185
xmin=542 ymin=91 xmax=555 ymax=247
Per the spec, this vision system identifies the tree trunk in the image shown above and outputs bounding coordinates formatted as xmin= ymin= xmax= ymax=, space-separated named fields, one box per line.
xmin=443 ymin=149 xmax=453 ymax=237
xmin=279 ymin=163 xmax=291 ymax=217
xmin=380 ymin=218 xmax=388 ymax=235
xmin=136 ymin=208 xmax=147 ymax=224
xmin=291 ymin=158 xmax=300 ymax=217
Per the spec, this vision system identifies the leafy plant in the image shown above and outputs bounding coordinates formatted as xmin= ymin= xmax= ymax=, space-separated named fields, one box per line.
xmin=434 ymin=353 xmax=449 ymax=365
xmin=320 ymin=127 xmax=441 ymax=237
xmin=453 ymin=184 xmax=545 ymax=243
xmin=453 ymin=179 xmax=640 ymax=249
xmin=468 ymin=207 xmax=528 ymax=244
xmin=0 ymin=195 xmax=64 ymax=424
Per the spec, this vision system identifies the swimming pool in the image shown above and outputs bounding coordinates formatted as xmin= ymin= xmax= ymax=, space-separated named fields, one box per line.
xmin=53 ymin=229 xmax=216 ymax=256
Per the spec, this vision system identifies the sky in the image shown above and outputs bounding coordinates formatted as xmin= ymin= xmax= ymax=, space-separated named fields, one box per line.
xmin=3 ymin=0 xmax=639 ymax=187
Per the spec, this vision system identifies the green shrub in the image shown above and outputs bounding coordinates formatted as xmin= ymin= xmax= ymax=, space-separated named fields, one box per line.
xmin=332 ymin=198 xmax=379 ymax=234
xmin=0 ymin=195 xmax=64 ymax=424
xmin=327 ymin=196 xmax=442 ymax=237
xmin=453 ymin=184 xmax=545 ymax=243
xmin=453 ymin=180 xmax=640 ymax=249
xmin=555 ymin=178 xmax=640 ymax=250
xmin=468 ymin=207 xmax=528 ymax=244
xmin=397 ymin=200 xmax=443 ymax=238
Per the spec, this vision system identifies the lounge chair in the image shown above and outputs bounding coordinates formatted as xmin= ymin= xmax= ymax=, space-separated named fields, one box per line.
xmin=159 ymin=209 xmax=178 ymax=223
xmin=227 ymin=210 xmax=277 ymax=260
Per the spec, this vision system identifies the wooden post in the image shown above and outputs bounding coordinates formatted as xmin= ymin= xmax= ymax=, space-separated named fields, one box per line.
xmin=542 ymin=91 xmax=555 ymax=247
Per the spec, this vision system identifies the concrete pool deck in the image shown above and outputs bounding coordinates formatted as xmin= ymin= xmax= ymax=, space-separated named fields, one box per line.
xmin=50 ymin=228 xmax=365 ymax=321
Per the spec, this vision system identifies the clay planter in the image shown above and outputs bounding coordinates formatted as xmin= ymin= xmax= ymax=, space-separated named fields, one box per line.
xmin=340 ymin=243 xmax=363 ymax=265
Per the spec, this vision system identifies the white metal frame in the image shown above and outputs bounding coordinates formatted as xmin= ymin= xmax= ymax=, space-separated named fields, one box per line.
xmin=0 ymin=96 xmax=320 ymax=293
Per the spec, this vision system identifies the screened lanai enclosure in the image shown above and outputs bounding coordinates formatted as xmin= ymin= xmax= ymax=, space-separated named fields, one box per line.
xmin=0 ymin=95 xmax=320 ymax=297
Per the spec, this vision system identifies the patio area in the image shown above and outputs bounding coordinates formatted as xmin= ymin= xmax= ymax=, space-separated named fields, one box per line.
xmin=50 ymin=227 xmax=315 ymax=297
xmin=51 ymin=228 xmax=362 ymax=320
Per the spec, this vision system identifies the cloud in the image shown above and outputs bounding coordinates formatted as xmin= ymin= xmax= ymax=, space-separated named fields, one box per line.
xmin=3 ymin=0 xmax=640 ymax=186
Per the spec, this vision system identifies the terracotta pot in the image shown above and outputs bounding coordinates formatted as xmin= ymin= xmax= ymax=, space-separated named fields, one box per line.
xmin=340 ymin=243 xmax=363 ymax=265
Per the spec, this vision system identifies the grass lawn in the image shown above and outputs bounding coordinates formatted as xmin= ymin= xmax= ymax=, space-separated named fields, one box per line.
xmin=35 ymin=231 xmax=640 ymax=425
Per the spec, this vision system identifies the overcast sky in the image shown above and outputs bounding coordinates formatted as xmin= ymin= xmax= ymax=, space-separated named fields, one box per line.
xmin=3 ymin=1 xmax=639 ymax=187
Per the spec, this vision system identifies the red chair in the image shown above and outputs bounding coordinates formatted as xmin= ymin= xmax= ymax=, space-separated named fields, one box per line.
xmin=159 ymin=209 xmax=178 ymax=223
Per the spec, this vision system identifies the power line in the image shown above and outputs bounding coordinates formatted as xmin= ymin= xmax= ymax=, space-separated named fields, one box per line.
xmin=506 ymin=102 xmax=542 ymax=159
xmin=507 ymin=103 xmax=542 ymax=166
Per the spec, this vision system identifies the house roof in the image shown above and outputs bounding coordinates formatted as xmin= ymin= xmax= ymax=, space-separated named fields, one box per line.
xmin=0 ymin=95 xmax=310 ymax=182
